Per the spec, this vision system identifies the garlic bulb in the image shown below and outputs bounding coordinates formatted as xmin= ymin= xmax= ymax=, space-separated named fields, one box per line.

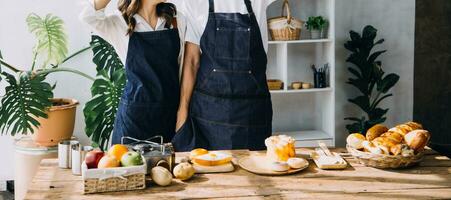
xmin=173 ymin=162 xmax=195 ymax=181
xmin=151 ymin=166 xmax=173 ymax=186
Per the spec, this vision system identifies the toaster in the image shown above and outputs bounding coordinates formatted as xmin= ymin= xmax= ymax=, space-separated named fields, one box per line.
xmin=122 ymin=136 xmax=175 ymax=174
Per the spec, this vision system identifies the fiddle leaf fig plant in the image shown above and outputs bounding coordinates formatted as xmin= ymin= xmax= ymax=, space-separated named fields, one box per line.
xmin=344 ymin=25 xmax=400 ymax=135
xmin=0 ymin=13 xmax=94 ymax=136
xmin=84 ymin=36 xmax=125 ymax=150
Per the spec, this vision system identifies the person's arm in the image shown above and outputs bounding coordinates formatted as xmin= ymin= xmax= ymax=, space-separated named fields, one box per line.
xmin=94 ymin=0 xmax=111 ymax=10
xmin=176 ymin=42 xmax=201 ymax=131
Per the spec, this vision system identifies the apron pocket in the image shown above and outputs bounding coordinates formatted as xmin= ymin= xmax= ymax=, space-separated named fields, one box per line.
xmin=198 ymin=68 xmax=264 ymax=96
xmin=214 ymin=27 xmax=250 ymax=60
xmin=171 ymin=117 xmax=196 ymax=152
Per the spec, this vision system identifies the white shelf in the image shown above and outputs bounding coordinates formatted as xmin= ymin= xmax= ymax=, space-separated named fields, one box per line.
xmin=273 ymin=130 xmax=333 ymax=147
xmin=270 ymin=88 xmax=332 ymax=94
xmin=269 ymin=39 xmax=333 ymax=45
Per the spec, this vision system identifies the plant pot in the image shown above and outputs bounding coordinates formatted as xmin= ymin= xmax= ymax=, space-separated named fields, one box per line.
xmin=310 ymin=30 xmax=322 ymax=39
xmin=32 ymin=98 xmax=79 ymax=147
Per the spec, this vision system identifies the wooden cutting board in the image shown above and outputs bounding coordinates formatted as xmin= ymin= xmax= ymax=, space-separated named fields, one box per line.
xmin=238 ymin=155 xmax=309 ymax=176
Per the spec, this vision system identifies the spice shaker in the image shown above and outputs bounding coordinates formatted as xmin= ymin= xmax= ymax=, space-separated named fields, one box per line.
xmin=58 ymin=140 xmax=79 ymax=169
xmin=72 ymin=145 xmax=94 ymax=175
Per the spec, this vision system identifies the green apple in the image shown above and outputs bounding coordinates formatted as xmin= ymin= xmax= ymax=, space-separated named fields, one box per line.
xmin=120 ymin=151 xmax=144 ymax=167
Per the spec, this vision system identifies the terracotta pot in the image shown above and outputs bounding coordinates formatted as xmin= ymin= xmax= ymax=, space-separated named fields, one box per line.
xmin=32 ymin=98 xmax=79 ymax=147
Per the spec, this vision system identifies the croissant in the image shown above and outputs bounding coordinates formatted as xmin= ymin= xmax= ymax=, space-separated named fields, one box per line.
xmin=404 ymin=130 xmax=430 ymax=151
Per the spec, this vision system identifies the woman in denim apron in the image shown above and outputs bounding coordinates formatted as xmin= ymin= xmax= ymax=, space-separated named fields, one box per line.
xmin=173 ymin=0 xmax=272 ymax=151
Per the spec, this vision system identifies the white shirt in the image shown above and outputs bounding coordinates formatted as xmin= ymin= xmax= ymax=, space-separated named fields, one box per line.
xmin=171 ymin=0 xmax=276 ymax=52
xmin=79 ymin=0 xmax=187 ymax=64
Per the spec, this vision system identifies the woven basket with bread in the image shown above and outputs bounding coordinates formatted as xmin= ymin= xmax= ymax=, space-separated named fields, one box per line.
xmin=346 ymin=122 xmax=430 ymax=169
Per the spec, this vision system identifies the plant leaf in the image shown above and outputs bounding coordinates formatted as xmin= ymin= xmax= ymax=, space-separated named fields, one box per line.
xmin=368 ymin=108 xmax=389 ymax=121
xmin=27 ymin=13 xmax=68 ymax=68
xmin=348 ymin=96 xmax=370 ymax=113
xmin=368 ymin=50 xmax=387 ymax=64
xmin=90 ymin=35 xmax=124 ymax=77
xmin=84 ymin=36 xmax=125 ymax=150
xmin=372 ymin=93 xmax=393 ymax=109
xmin=347 ymin=67 xmax=361 ymax=79
xmin=362 ymin=25 xmax=377 ymax=41
xmin=377 ymin=73 xmax=400 ymax=93
xmin=0 ymin=72 xmax=53 ymax=136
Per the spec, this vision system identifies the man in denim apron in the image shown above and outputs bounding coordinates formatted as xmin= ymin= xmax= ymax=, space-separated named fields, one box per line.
xmin=173 ymin=0 xmax=273 ymax=151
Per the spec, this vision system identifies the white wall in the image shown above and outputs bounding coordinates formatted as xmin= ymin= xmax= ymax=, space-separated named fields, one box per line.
xmin=334 ymin=0 xmax=415 ymax=145
xmin=0 ymin=0 xmax=415 ymax=182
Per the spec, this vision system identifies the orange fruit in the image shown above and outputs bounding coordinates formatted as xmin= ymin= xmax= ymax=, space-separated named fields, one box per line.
xmin=98 ymin=155 xmax=121 ymax=169
xmin=108 ymin=144 xmax=129 ymax=160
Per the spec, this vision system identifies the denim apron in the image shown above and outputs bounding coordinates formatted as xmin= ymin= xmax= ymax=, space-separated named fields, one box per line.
xmin=172 ymin=0 xmax=273 ymax=151
xmin=112 ymin=22 xmax=181 ymax=145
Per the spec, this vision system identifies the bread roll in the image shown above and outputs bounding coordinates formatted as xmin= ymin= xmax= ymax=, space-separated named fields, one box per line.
xmin=366 ymin=124 xmax=389 ymax=141
xmin=404 ymin=130 xmax=430 ymax=151
xmin=405 ymin=121 xmax=423 ymax=130
xmin=380 ymin=131 xmax=404 ymax=144
xmin=372 ymin=137 xmax=397 ymax=154
xmin=362 ymin=141 xmax=384 ymax=154
xmin=346 ymin=133 xmax=366 ymax=149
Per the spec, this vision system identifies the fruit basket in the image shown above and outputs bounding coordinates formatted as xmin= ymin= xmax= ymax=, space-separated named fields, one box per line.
xmin=346 ymin=145 xmax=425 ymax=169
xmin=82 ymin=157 xmax=147 ymax=194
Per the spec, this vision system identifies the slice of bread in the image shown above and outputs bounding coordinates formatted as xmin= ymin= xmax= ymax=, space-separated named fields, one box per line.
xmin=191 ymin=152 xmax=232 ymax=166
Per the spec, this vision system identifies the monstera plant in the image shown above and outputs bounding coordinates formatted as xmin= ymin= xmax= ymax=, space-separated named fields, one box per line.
xmin=84 ymin=36 xmax=125 ymax=150
xmin=344 ymin=25 xmax=400 ymax=135
xmin=0 ymin=13 xmax=94 ymax=144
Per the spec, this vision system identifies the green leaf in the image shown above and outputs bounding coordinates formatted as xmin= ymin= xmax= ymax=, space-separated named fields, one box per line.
xmin=368 ymin=50 xmax=387 ymax=63
xmin=372 ymin=93 xmax=393 ymax=109
xmin=349 ymin=30 xmax=361 ymax=42
xmin=374 ymin=39 xmax=385 ymax=45
xmin=348 ymin=96 xmax=370 ymax=113
xmin=347 ymin=78 xmax=368 ymax=95
xmin=347 ymin=67 xmax=361 ymax=79
xmin=84 ymin=69 xmax=125 ymax=151
xmin=368 ymin=108 xmax=388 ymax=120
xmin=90 ymin=35 xmax=124 ymax=76
xmin=362 ymin=25 xmax=377 ymax=41
xmin=0 ymin=72 xmax=53 ymax=136
xmin=377 ymin=73 xmax=400 ymax=93
xmin=27 ymin=13 xmax=68 ymax=68
xmin=84 ymin=36 xmax=125 ymax=150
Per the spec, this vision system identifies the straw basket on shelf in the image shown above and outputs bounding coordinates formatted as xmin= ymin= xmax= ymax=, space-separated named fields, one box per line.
xmin=268 ymin=0 xmax=303 ymax=41
xmin=346 ymin=145 xmax=425 ymax=169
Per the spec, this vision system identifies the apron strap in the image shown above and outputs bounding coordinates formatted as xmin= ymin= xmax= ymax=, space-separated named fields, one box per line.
xmin=208 ymin=0 xmax=215 ymax=13
xmin=244 ymin=0 xmax=255 ymax=15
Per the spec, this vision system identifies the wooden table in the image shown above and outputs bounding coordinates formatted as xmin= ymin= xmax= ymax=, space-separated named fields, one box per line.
xmin=25 ymin=148 xmax=451 ymax=200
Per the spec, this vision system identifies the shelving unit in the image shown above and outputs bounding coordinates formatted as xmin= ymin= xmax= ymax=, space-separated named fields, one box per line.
xmin=267 ymin=0 xmax=335 ymax=147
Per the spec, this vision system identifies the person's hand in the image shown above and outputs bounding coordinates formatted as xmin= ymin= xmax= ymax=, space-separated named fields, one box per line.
xmin=175 ymin=108 xmax=188 ymax=132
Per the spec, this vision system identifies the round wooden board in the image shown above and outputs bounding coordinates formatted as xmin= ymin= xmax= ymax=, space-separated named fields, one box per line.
xmin=238 ymin=155 xmax=309 ymax=176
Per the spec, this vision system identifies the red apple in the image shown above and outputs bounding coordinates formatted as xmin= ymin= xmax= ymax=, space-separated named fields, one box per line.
xmin=85 ymin=150 xmax=104 ymax=169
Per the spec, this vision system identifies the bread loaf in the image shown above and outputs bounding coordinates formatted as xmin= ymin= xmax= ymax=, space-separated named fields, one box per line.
xmin=372 ymin=137 xmax=397 ymax=154
xmin=404 ymin=130 xmax=430 ymax=151
xmin=366 ymin=124 xmax=389 ymax=141
xmin=346 ymin=133 xmax=366 ymax=149
xmin=380 ymin=131 xmax=404 ymax=144
xmin=362 ymin=141 xmax=384 ymax=154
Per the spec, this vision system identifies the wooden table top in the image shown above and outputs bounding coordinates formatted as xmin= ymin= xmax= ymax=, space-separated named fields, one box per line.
xmin=25 ymin=148 xmax=451 ymax=200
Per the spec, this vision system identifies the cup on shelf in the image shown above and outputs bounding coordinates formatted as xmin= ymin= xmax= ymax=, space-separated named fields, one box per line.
xmin=291 ymin=82 xmax=302 ymax=90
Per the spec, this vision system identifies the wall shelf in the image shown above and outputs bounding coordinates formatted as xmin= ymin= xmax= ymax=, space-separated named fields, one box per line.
xmin=269 ymin=38 xmax=333 ymax=45
xmin=270 ymin=88 xmax=332 ymax=94
xmin=267 ymin=0 xmax=336 ymax=147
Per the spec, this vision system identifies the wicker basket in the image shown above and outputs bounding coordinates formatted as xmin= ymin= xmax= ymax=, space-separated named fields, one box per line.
xmin=267 ymin=79 xmax=284 ymax=90
xmin=268 ymin=0 xmax=303 ymax=41
xmin=346 ymin=145 xmax=425 ymax=169
xmin=82 ymin=159 xmax=147 ymax=194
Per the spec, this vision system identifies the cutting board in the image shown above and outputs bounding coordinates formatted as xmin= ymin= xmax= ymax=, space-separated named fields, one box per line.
xmin=193 ymin=163 xmax=235 ymax=173
xmin=238 ymin=155 xmax=309 ymax=176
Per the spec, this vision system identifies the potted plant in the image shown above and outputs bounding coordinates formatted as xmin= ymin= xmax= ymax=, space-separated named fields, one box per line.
xmin=0 ymin=13 xmax=94 ymax=146
xmin=305 ymin=16 xmax=327 ymax=39
xmin=344 ymin=25 xmax=400 ymax=135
